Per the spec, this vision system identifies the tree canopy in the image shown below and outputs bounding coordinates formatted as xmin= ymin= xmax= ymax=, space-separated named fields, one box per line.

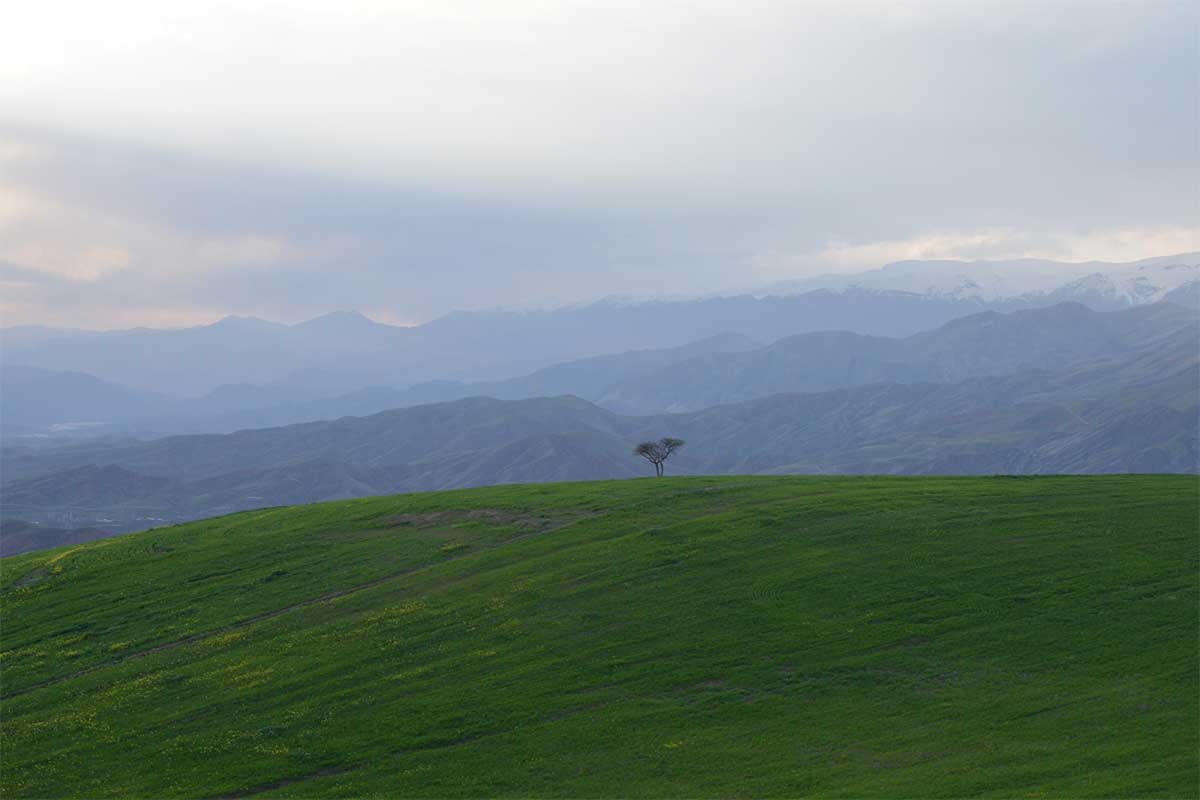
xmin=633 ymin=437 xmax=685 ymax=477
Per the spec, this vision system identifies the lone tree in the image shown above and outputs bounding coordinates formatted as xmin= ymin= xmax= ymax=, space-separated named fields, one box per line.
xmin=633 ymin=437 xmax=685 ymax=477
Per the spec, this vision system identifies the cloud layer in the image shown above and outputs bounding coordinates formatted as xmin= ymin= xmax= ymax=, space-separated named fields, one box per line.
xmin=1 ymin=1 xmax=1196 ymax=328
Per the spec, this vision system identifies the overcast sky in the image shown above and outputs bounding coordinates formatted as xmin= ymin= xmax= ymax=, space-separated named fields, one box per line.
xmin=2 ymin=0 xmax=1197 ymax=328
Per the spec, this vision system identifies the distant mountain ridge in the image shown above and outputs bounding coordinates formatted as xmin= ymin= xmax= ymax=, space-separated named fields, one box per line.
xmin=4 ymin=320 xmax=1195 ymax=537
xmin=491 ymin=301 xmax=1195 ymax=414
xmin=0 ymin=331 xmax=763 ymax=437
xmin=4 ymin=290 xmax=1006 ymax=396
xmin=762 ymin=252 xmax=1200 ymax=307
xmin=6 ymin=301 xmax=1192 ymax=436
xmin=5 ymin=253 xmax=1195 ymax=399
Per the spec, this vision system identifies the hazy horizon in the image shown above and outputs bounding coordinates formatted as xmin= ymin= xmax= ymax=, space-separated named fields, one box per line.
xmin=0 ymin=249 xmax=1196 ymax=333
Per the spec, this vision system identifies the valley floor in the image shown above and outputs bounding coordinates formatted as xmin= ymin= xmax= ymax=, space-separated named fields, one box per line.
xmin=1 ymin=476 xmax=1196 ymax=797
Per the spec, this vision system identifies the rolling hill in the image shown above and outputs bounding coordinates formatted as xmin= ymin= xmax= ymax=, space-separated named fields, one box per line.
xmin=1 ymin=476 xmax=1196 ymax=797
xmin=0 ymin=519 xmax=112 ymax=558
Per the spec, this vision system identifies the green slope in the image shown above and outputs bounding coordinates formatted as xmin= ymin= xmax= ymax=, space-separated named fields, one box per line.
xmin=1 ymin=476 xmax=1196 ymax=798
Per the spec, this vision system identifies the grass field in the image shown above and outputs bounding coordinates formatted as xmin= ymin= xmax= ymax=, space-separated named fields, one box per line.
xmin=1 ymin=476 xmax=1196 ymax=798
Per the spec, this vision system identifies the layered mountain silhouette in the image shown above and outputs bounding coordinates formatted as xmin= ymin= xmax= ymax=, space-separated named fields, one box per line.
xmin=5 ymin=254 xmax=1195 ymax=405
xmin=5 ymin=302 xmax=1193 ymax=436
xmin=4 ymin=313 xmax=1194 ymax=538
xmin=4 ymin=259 xmax=1196 ymax=554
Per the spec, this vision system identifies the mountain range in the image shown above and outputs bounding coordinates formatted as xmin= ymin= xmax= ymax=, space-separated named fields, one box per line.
xmin=4 ymin=291 xmax=992 ymax=399
xmin=6 ymin=300 xmax=1191 ymax=437
xmin=762 ymin=253 xmax=1200 ymax=307
xmin=3 ymin=301 xmax=1194 ymax=544
xmin=3 ymin=255 xmax=1197 ymax=554
xmin=4 ymin=254 xmax=1196 ymax=409
xmin=0 ymin=332 xmax=765 ymax=437
xmin=387 ymin=300 xmax=1195 ymax=415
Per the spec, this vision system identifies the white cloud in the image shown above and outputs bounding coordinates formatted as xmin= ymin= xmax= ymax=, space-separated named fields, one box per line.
xmin=811 ymin=227 xmax=1200 ymax=272
xmin=1050 ymin=228 xmax=1200 ymax=264
xmin=0 ymin=185 xmax=309 ymax=284
xmin=1 ymin=1 xmax=1193 ymax=201
xmin=0 ymin=173 xmax=321 ymax=327
xmin=733 ymin=226 xmax=1200 ymax=292
xmin=0 ymin=2 xmax=1196 ymax=327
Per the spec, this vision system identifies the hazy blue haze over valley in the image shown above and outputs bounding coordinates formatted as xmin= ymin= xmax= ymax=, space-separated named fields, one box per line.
xmin=3 ymin=290 xmax=1195 ymax=550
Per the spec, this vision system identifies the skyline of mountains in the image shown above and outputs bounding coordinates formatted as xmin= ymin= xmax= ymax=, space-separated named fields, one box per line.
xmin=3 ymin=301 xmax=1195 ymax=548
xmin=0 ymin=288 xmax=1030 ymax=398
xmin=408 ymin=300 xmax=1194 ymax=415
xmin=3 ymin=299 xmax=1194 ymax=438
xmin=4 ymin=253 xmax=1196 ymax=401
xmin=2 ymin=253 xmax=1197 ymax=555
xmin=760 ymin=252 xmax=1200 ymax=306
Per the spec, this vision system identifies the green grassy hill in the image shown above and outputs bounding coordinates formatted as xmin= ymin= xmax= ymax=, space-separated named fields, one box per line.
xmin=2 ymin=476 xmax=1196 ymax=797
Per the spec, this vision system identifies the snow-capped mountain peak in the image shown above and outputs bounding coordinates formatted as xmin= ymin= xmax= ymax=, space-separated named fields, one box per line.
xmin=761 ymin=253 xmax=1200 ymax=310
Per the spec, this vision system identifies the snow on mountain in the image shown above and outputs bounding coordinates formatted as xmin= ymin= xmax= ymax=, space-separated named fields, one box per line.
xmin=762 ymin=253 xmax=1200 ymax=308
xmin=1038 ymin=259 xmax=1200 ymax=309
xmin=1162 ymin=280 xmax=1200 ymax=310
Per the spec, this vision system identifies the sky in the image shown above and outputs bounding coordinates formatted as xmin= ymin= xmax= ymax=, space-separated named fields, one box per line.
xmin=1 ymin=0 xmax=1197 ymax=329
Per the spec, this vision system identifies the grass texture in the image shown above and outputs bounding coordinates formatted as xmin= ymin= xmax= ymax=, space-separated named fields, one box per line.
xmin=1 ymin=475 xmax=1196 ymax=797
